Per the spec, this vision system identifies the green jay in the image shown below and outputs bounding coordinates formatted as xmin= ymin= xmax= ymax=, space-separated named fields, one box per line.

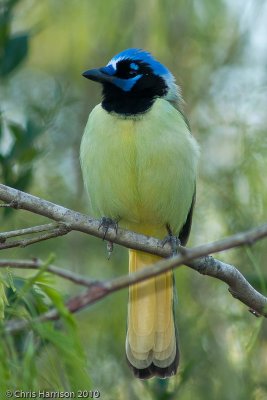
xmin=80 ymin=48 xmax=199 ymax=379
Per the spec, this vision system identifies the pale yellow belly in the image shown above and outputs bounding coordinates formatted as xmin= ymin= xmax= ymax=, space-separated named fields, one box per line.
xmin=80 ymin=99 xmax=199 ymax=236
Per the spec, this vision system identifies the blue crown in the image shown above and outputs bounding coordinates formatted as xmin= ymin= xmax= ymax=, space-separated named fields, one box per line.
xmin=108 ymin=48 xmax=171 ymax=77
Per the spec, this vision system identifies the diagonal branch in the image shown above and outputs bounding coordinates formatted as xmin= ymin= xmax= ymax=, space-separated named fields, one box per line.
xmin=0 ymin=183 xmax=166 ymax=255
xmin=5 ymin=251 xmax=267 ymax=334
xmin=1 ymin=183 xmax=267 ymax=257
xmin=1 ymin=183 xmax=267 ymax=333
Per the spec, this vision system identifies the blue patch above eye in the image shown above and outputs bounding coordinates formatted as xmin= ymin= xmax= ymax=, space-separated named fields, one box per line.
xmin=130 ymin=62 xmax=139 ymax=71
xmin=113 ymin=75 xmax=142 ymax=91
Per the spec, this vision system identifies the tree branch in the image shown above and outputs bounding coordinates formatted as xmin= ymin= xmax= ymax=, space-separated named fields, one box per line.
xmin=1 ymin=183 xmax=267 ymax=333
xmin=0 ymin=224 xmax=71 ymax=250
xmin=1 ymin=183 xmax=267 ymax=257
xmin=5 ymin=252 xmax=267 ymax=334
xmin=0 ymin=223 xmax=59 ymax=241
xmin=0 ymin=183 xmax=169 ymax=255
xmin=0 ymin=259 xmax=98 ymax=287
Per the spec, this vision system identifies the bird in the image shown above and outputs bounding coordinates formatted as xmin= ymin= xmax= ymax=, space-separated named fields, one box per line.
xmin=80 ymin=48 xmax=199 ymax=379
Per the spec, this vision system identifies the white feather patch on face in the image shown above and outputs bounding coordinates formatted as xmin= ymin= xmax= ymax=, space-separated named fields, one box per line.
xmin=107 ymin=57 xmax=124 ymax=70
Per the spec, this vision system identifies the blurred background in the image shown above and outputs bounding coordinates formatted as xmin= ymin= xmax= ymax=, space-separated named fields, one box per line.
xmin=1 ymin=0 xmax=267 ymax=398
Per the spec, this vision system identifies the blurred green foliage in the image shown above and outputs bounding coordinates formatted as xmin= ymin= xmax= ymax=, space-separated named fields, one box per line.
xmin=0 ymin=0 xmax=267 ymax=398
xmin=0 ymin=0 xmax=43 ymax=199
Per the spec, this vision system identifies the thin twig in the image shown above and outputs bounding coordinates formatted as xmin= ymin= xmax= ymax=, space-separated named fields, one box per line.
xmin=0 ymin=223 xmax=57 ymax=242
xmin=0 ymin=259 xmax=98 ymax=287
xmin=0 ymin=223 xmax=71 ymax=250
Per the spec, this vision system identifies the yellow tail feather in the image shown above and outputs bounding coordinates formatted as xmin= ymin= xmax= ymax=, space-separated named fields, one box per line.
xmin=126 ymin=249 xmax=178 ymax=378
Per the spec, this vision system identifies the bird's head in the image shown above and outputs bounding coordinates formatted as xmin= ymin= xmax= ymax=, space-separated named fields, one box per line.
xmin=82 ymin=48 xmax=180 ymax=116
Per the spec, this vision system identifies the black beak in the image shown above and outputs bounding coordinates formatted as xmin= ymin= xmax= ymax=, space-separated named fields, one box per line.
xmin=82 ymin=68 xmax=115 ymax=84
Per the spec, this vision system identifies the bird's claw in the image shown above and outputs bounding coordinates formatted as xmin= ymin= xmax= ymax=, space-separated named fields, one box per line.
xmin=98 ymin=217 xmax=118 ymax=240
xmin=162 ymin=234 xmax=181 ymax=256
xmin=98 ymin=217 xmax=118 ymax=258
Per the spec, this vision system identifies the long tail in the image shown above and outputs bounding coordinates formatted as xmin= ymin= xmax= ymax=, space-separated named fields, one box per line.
xmin=126 ymin=249 xmax=179 ymax=379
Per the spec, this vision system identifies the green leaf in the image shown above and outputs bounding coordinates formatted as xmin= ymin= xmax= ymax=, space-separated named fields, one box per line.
xmin=35 ymin=323 xmax=92 ymax=390
xmin=0 ymin=283 xmax=8 ymax=320
xmin=0 ymin=339 xmax=10 ymax=392
xmin=37 ymin=282 xmax=74 ymax=325
xmin=0 ymin=34 xmax=28 ymax=77
xmin=5 ymin=275 xmax=49 ymax=319
xmin=21 ymin=334 xmax=37 ymax=390
xmin=6 ymin=268 xmax=16 ymax=293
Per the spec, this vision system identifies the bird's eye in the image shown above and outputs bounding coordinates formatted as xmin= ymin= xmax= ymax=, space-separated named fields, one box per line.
xmin=129 ymin=70 xmax=138 ymax=76
xmin=128 ymin=62 xmax=139 ymax=77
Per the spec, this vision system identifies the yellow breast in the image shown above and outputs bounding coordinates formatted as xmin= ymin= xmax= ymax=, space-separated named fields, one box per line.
xmin=80 ymin=98 xmax=199 ymax=236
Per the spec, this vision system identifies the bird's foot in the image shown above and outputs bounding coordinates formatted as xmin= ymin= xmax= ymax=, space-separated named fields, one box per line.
xmin=162 ymin=234 xmax=181 ymax=256
xmin=98 ymin=217 xmax=118 ymax=240
xmin=162 ymin=224 xmax=181 ymax=256
xmin=98 ymin=217 xmax=118 ymax=258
